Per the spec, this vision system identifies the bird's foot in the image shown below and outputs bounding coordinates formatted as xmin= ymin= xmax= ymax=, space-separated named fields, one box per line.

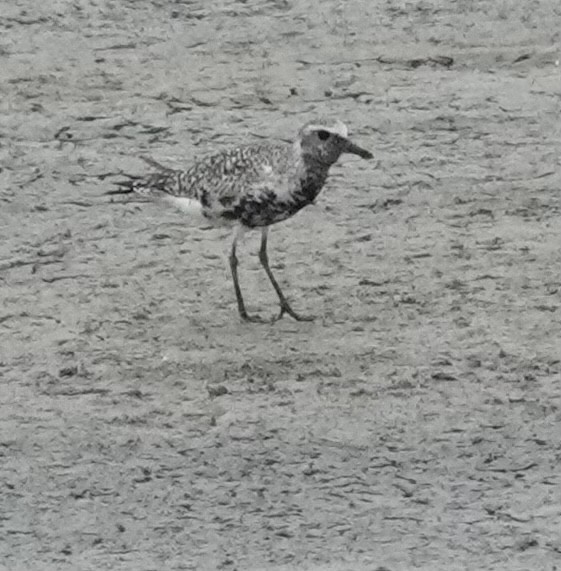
xmin=239 ymin=311 xmax=273 ymax=324
xmin=275 ymin=303 xmax=314 ymax=322
xmin=238 ymin=305 xmax=313 ymax=324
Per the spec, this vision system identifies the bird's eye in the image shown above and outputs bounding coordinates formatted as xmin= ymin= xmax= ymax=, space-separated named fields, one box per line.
xmin=317 ymin=130 xmax=330 ymax=141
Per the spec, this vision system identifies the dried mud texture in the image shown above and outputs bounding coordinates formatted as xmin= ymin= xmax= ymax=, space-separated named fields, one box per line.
xmin=0 ymin=0 xmax=560 ymax=570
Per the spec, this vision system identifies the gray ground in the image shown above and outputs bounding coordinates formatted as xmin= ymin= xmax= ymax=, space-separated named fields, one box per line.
xmin=0 ymin=0 xmax=560 ymax=570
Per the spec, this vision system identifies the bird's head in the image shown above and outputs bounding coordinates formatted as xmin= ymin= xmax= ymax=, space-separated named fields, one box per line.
xmin=297 ymin=119 xmax=373 ymax=166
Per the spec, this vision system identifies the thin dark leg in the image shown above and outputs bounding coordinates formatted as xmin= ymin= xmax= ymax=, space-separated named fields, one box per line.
xmin=259 ymin=227 xmax=313 ymax=322
xmin=229 ymin=226 xmax=266 ymax=323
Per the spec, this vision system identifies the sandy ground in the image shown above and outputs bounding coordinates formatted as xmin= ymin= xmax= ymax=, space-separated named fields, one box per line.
xmin=1 ymin=0 xmax=560 ymax=569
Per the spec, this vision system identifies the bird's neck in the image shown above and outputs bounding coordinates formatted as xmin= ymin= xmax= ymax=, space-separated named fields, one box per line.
xmin=292 ymin=142 xmax=331 ymax=202
xmin=299 ymin=160 xmax=330 ymax=203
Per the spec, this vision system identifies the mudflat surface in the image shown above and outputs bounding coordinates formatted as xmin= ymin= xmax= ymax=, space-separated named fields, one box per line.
xmin=1 ymin=1 xmax=560 ymax=570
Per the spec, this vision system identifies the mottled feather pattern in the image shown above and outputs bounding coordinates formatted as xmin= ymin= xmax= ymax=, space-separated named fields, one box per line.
xmin=127 ymin=143 xmax=327 ymax=227
xmin=121 ymin=163 xmax=184 ymax=199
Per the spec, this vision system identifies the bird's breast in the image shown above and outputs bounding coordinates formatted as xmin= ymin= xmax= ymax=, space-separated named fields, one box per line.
xmin=297 ymin=170 xmax=328 ymax=203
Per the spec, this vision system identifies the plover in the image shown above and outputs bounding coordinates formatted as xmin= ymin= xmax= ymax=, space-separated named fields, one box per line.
xmin=108 ymin=119 xmax=372 ymax=322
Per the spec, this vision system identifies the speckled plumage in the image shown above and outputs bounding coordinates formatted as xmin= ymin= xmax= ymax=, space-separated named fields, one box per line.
xmin=119 ymin=142 xmax=330 ymax=228
xmin=110 ymin=119 xmax=372 ymax=322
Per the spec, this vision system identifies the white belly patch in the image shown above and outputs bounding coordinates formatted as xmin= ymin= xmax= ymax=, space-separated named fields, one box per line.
xmin=165 ymin=196 xmax=204 ymax=217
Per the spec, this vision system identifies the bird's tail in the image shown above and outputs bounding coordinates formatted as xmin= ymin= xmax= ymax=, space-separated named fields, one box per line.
xmin=106 ymin=175 xmax=142 ymax=196
xmin=106 ymin=155 xmax=183 ymax=198
xmin=138 ymin=155 xmax=175 ymax=174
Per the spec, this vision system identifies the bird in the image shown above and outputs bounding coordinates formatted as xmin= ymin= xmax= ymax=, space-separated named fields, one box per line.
xmin=107 ymin=119 xmax=373 ymax=322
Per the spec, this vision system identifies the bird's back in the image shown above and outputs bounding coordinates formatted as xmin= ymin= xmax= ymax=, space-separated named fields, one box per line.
xmin=124 ymin=141 xmax=328 ymax=228
xmin=181 ymin=143 xmax=294 ymax=202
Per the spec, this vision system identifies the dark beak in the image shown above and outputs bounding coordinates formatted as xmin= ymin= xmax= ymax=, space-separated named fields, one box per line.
xmin=344 ymin=139 xmax=373 ymax=159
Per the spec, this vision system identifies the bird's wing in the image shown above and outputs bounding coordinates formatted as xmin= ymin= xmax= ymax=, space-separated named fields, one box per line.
xmin=109 ymin=144 xmax=292 ymax=215
xmin=179 ymin=144 xmax=291 ymax=203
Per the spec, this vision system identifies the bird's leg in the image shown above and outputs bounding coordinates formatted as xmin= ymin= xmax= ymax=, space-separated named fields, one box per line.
xmin=259 ymin=228 xmax=313 ymax=322
xmin=229 ymin=238 xmax=246 ymax=318
xmin=229 ymin=227 xmax=267 ymax=323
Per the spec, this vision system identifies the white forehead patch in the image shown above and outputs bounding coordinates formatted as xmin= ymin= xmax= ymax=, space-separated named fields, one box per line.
xmin=331 ymin=119 xmax=348 ymax=138
xmin=305 ymin=120 xmax=349 ymax=138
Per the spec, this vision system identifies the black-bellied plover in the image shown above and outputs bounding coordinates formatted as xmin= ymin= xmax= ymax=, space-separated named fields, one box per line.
xmin=108 ymin=119 xmax=372 ymax=322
